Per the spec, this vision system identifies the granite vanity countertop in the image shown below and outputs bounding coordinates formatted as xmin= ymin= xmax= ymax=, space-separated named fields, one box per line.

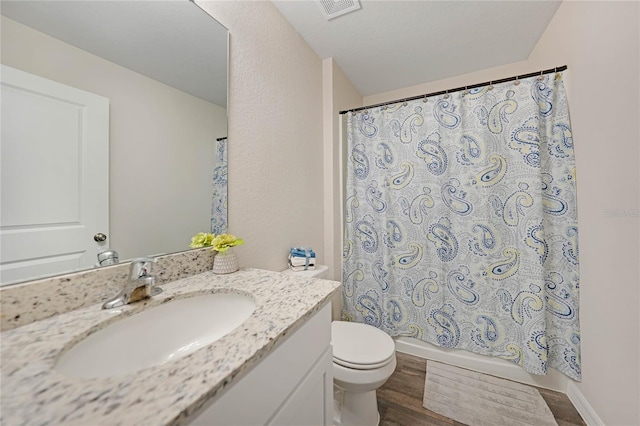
xmin=0 ymin=268 xmax=341 ymax=426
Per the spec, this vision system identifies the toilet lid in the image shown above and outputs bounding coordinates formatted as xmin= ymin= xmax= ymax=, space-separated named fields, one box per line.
xmin=332 ymin=321 xmax=395 ymax=369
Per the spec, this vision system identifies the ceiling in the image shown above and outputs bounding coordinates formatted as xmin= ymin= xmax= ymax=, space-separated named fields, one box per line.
xmin=1 ymin=0 xmax=228 ymax=107
xmin=2 ymin=0 xmax=560 ymax=103
xmin=272 ymin=0 xmax=562 ymax=96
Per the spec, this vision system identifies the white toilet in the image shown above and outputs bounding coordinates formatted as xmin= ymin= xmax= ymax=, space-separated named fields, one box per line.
xmin=281 ymin=265 xmax=397 ymax=426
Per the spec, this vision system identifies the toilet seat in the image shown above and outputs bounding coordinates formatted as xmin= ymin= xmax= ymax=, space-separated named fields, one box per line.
xmin=333 ymin=354 xmax=394 ymax=370
xmin=332 ymin=321 xmax=395 ymax=370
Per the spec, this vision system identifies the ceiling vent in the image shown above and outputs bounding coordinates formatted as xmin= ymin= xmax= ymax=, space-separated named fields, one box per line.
xmin=317 ymin=0 xmax=361 ymax=20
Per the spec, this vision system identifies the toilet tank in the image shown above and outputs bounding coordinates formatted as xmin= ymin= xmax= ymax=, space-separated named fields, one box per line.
xmin=280 ymin=265 xmax=329 ymax=279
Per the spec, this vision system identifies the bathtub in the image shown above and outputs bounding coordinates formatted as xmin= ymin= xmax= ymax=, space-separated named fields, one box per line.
xmin=394 ymin=336 xmax=569 ymax=392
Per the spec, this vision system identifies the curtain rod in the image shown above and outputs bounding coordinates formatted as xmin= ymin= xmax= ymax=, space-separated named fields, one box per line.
xmin=339 ymin=65 xmax=568 ymax=115
xmin=216 ymin=137 xmax=227 ymax=141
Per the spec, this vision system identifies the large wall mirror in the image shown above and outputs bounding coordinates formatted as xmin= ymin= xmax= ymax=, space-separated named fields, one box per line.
xmin=0 ymin=0 xmax=228 ymax=286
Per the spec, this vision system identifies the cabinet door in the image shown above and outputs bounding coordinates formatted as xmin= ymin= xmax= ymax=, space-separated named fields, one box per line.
xmin=268 ymin=347 xmax=333 ymax=426
xmin=189 ymin=303 xmax=333 ymax=425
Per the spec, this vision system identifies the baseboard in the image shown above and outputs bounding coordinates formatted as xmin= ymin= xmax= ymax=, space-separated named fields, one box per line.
xmin=566 ymin=381 xmax=604 ymax=426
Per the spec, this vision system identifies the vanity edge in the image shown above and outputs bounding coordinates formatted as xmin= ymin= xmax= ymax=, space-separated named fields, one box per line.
xmin=0 ymin=267 xmax=341 ymax=426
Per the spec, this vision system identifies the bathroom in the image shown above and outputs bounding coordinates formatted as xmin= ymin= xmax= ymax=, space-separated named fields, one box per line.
xmin=1 ymin=1 xmax=638 ymax=425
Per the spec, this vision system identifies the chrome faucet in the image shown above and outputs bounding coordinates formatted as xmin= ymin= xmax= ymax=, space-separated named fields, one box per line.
xmin=97 ymin=249 xmax=119 ymax=266
xmin=102 ymin=257 xmax=160 ymax=309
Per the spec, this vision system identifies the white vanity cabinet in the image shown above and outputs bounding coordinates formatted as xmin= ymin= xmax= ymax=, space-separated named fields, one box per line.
xmin=189 ymin=303 xmax=334 ymax=426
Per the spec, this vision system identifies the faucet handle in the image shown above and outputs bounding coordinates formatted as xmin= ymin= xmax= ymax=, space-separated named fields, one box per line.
xmin=129 ymin=257 xmax=157 ymax=279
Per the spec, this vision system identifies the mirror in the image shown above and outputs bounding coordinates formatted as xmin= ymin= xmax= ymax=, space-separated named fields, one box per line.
xmin=0 ymin=0 xmax=228 ymax=285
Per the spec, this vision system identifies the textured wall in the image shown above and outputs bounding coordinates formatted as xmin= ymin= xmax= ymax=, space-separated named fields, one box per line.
xmin=364 ymin=2 xmax=640 ymax=424
xmin=322 ymin=58 xmax=362 ymax=282
xmin=196 ymin=1 xmax=325 ymax=273
xmin=322 ymin=58 xmax=362 ymax=319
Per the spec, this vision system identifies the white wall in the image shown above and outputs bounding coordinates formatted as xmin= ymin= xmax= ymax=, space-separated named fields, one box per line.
xmin=322 ymin=58 xmax=362 ymax=318
xmin=196 ymin=1 xmax=324 ymax=272
xmin=363 ymin=2 xmax=640 ymax=425
xmin=323 ymin=58 xmax=363 ymax=282
xmin=1 ymin=16 xmax=227 ymax=261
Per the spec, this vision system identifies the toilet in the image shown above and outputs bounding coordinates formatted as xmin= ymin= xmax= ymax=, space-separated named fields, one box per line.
xmin=281 ymin=265 xmax=397 ymax=426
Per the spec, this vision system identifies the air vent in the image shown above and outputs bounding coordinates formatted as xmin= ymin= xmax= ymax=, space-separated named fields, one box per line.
xmin=317 ymin=0 xmax=361 ymax=20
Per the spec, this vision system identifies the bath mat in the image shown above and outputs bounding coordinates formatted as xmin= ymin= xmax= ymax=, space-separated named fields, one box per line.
xmin=423 ymin=361 xmax=558 ymax=426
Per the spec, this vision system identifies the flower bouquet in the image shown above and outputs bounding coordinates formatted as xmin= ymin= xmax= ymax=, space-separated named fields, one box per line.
xmin=190 ymin=232 xmax=244 ymax=274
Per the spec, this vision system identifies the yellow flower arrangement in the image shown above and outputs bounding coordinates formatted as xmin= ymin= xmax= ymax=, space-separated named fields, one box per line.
xmin=212 ymin=233 xmax=245 ymax=253
xmin=189 ymin=232 xmax=215 ymax=248
xmin=189 ymin=232 xmax=244 ymax=253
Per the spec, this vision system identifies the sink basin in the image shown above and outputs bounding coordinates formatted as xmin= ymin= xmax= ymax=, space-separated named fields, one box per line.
xmin=55 ymin=292 xmax=256 ymax=379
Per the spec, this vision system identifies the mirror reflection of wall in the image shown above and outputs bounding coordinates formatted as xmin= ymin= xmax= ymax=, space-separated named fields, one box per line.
xmin=0 ymin=1 xmax=228 ymax=286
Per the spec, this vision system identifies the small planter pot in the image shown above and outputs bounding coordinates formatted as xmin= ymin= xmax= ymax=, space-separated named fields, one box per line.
xmin=212 ymin=249 xmax=239 ymax=274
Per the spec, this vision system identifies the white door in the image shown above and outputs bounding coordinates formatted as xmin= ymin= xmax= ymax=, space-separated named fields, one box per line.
xmin=1 ymin=65 xmax=109 ymax=285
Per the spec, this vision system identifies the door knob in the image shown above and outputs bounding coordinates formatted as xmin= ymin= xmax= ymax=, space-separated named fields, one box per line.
xmin=94 ymin=233 xmax=107 ymax=242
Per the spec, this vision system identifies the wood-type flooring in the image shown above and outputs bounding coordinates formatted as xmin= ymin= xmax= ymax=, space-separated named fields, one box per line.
xmin=377 ymin=352 xmax=587 ymax=426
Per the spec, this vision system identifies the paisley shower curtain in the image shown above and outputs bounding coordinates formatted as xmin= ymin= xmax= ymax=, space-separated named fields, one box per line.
xmin=210 ymin=137 xmax=228 ymax=234
xmin=343 ymin=72 xmax=581 ymax=380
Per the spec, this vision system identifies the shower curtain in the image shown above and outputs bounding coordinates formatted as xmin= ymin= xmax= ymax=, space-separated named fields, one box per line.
xmin=210 ymin=137 xmax=228 ymax=234
xmin=343 ymin=72 xmax=581 ymax=380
